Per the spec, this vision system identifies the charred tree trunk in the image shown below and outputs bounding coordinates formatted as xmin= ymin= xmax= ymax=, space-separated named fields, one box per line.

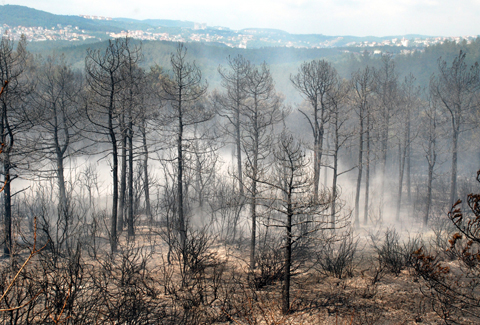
xmin=236 ymin=102 xmax=244 ymax=197
xmin=379 ymin=116 xmax=389 ymax=220
xmin=250 ymin=107 xmax=259 ymax=270
xmin=406 ymin=113 xmax=412 ymax=204
xmin=3 ymin=160 xmax=11 ymax=256
xmin=109 ymin=109 xmax=119 ymax=253
xmin=450 ymin=126 xmax=459 ymax=207
xmin=56 ymin=154 xmax=68 ymax=249
xmin=140 ymin=121 xmax=151 ymax=221
xmin=425 ymin=146 xmax=436 ymax=226
xmin=396 ymin=140 xmax=407 ymax=222
xmin=364 ymin=112 xmax=371 ymax=225
xmin=331 ymin=147 xmax=338 ymax=227
xmin=127 ymin=115 xmax=134 ymax=239
xmin=118 ymin=120 xmax=127 ymax=233
xmin=354 ymin=109 xmax=363 ymax=227
xmin=424 ymin=103 xmax=437 ymax=226
xmin=177 ymin=98 xmax=186 ymax=255
xmin=282 ymin=200 xmax=292 ymax=315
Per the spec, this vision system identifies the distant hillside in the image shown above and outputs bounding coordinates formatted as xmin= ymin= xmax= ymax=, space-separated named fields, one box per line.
xmin=0 ymin=5 xmax=452 ymax=51
xmin=0 ymin=4 xmax=121 ymax=32
xmin=114 ymin=18 xmax=195 ymax=29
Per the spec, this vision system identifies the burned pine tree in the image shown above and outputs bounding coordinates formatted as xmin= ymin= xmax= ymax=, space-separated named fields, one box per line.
xmin=394 ymin=74 xmax=420 ymax=222
xmin=160 ymin=43 xmax=210 ymax=261
xmin=217 ymin=55 xmax=250 ymax=198
xmin=85 ymin=38 xmax=131 ymax=253
xmin=373 ymin=55 xmax=399 ymax=220
xmin=0 ymin=36 xmax=33 ymax=257
xmin=430 ymin=51 xmax=480 ymax=207
xmin=290 ymin=60 xmax=337 ymax=202
xmin=241 ymin=62 xmax=283 ymax=270
xmin=32 ymin=55 xmax=84 ymax=252
xmin=421 ymin=90 xmax=441 ymax=226
xmin=120 ymin=42 xmax=144 ymax=240
xmin=350 ymin=67 xmax=375 ymax=226
xmin=326 ymin=79 xmax=352 ymax=227
xmin=258 ymin=132 xmax=331 ymax=314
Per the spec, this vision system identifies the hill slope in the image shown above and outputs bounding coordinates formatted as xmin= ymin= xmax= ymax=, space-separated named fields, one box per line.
xmin=0 ymin=4 xmax=121 ymax=32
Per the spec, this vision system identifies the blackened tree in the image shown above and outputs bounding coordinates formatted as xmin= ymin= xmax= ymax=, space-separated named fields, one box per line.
xmin=0 ymin=36 xmax=33 ymax=256
xmin=33 ymin=55 xmax=84 ymax=252
xmin=85 ymin=37 xmax=132 ymax=253
xmin=291 ymin=60 xmax=337 ymax=202
xmin=430 ymin=51 xmax=480 ymax=207
xmin=160 ymin=43 xmax=210 ymax=262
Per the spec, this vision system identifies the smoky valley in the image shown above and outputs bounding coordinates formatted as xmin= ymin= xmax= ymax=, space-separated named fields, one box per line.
xmin=1 ymin=27 xmax=480 ymax=324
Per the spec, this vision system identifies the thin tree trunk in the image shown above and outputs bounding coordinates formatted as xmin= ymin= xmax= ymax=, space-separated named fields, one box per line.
xmin=313 ymin=102 xmax=325 ymax=201
xmin=282 ymin=201 xmax=292 ymax=315
xmin=313 ymin=102 xmax=321 ymax=201
xmin=194 ymin=131 xmax=204 ymax=209
xmin=425 ymin=160 xmax=434 ymax=226
xmin=236 ymin=103 xmax=244 ymax=197
xmin=177 ymin=99 xmax=186 ymax=257
xmin=318 ymin=110 xmax=325 ymax=195
xmin=396 ymin=140 xmax=407 ymax=222
xmin=450 ymin=128 xmax=459 ymax=207
xmin=141 ymin=122 xmax=151 ymax=221
xmin=406 ymin=113 xmax=412 ymax=204
xmin=364 ymin=116 xmax=371 ymax=225
xmin=379 ymin=117 xmax=389 ymax=221
xmin=118 ymin=121 xmax=127 ymax=233
xmin=250 ymin=148 xmax=258 ymax=270
xmin=331 ymin=115 xmax=339 ymax=228
xmin=127 ymin=117 xmax=134 ymax=239
xmin=331 ymin=151 xmax=338 ymax=228
xmin=54 ymin=103 xmax=70 ymax=251
xmin=355 ymin=109 xmax=364 ymax=227
xmin=250 ymin=103 xmax=259 ymax=270
xmin=425 ymin=113 xmax=436 ymax=226
xmin=3 ymin=161 xmax=11 ymax=256
xmin=1 ymin=97 xmax=13 ymax=257
xmin=109 ymin=111 xmax=118 ymax=253
xmin=56 ymin=155 xmax=68 ymax=250
xmin=323 ymin=139 xmax=328 ymax=188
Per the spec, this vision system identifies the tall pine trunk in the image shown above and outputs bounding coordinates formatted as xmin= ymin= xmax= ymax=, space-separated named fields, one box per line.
xmin=127 ymin=116 xmax=134 ymax=239
xmin=354 ymin=109 xmax=364 ymax=227
xmin=364 ymin=113 xmax=371 ymax=225
xmin=118 ymin=124 xmax=127 ymax=233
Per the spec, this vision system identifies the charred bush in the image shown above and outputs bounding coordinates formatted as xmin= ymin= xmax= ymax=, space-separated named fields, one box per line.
xmin=370 ymin=228 xmax=421 ymax=275
xmin=253 ymin=243 xmax=284 ymax=289
xmin=315 ymin=232 xmax=358 ymax=279
xmin=162 ymin=229 xmax=227 ymax=324
xmin=87 ymin=244 xmax=165 ymax=324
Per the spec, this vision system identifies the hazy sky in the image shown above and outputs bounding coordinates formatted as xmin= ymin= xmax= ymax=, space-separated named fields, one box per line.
xmin=3 ymin=0 xmax=480 ymax=37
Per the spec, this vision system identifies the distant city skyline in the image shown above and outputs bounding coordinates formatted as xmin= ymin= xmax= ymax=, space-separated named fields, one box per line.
xmin=3 ymin=0 xmax=480 ymax=37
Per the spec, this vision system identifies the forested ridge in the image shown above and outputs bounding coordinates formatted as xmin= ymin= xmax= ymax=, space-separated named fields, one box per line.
xmin=26 ymin=36 xmax=480 ymax=100
xmin=1 ymin=35 xmax=480 ymax=324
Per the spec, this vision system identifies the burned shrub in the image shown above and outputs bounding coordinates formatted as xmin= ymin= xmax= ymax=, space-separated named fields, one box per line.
xmin=315 ymin=232 xmax=358 ymax=279
xmin=253 ymin=243 xmax=284 ymax=290
xmin=370 ymin=228 xmax=422 ymax=276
